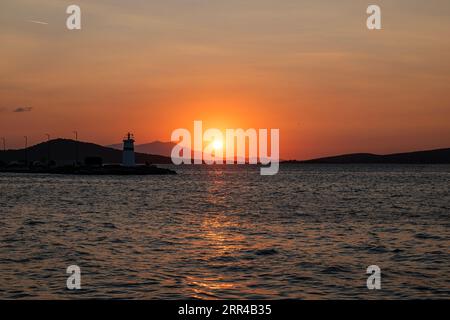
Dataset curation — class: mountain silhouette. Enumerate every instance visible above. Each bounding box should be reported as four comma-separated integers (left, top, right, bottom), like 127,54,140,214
0,139,172,164
108,141,250,162
284,148,450,164
108,140,176,157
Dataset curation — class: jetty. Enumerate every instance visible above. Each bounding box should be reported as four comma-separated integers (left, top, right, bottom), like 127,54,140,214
0,132,176,175
0,164,175,175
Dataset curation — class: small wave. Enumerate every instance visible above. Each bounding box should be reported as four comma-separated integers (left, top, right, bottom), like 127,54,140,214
24,220,45,226
254,249,279,256
208,255,239,262
321,266,348,274
368,245,389,253
415,233,441,240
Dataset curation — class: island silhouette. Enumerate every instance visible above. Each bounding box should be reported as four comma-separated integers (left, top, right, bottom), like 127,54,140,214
283,148,450,164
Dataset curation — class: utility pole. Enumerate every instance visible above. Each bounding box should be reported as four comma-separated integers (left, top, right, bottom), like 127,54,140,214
24,136,28,166
46,133,50,165
1,137,5,152
73,131,78,165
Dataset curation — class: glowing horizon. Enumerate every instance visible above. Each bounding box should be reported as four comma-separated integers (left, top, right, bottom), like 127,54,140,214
1,0,450,159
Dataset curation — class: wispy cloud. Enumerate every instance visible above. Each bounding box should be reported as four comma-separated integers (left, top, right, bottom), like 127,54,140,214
27,20,49,25
13,107,33,113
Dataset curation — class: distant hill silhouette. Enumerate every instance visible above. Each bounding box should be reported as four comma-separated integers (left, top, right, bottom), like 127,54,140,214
284,148,450,164
108,141,176,157
108,141,251,162
0,139,172,164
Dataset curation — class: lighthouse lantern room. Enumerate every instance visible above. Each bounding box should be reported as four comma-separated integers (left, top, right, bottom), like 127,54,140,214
123,132,135,167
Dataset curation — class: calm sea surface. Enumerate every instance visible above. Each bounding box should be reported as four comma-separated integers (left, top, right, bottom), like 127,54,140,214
0,165,449,299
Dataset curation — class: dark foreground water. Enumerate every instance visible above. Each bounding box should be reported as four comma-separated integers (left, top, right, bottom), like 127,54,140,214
0,164,449,299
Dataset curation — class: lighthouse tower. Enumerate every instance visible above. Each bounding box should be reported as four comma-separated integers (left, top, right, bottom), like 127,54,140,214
122,133,135,167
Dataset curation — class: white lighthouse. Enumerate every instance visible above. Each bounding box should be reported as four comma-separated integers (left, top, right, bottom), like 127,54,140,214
122,132,135,167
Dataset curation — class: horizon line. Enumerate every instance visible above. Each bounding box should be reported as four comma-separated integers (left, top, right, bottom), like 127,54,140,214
0,137,449,162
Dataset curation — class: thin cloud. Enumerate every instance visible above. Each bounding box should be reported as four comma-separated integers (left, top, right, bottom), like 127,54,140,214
13,107,33,113
27,20,49,25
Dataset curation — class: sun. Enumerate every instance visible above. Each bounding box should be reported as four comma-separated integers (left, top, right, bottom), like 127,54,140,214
212,139,223,150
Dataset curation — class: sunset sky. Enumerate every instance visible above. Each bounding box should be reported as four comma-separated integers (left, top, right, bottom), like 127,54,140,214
1,0,450,159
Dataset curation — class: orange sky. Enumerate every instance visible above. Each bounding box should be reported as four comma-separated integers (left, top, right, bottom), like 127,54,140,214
1,0,450,159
